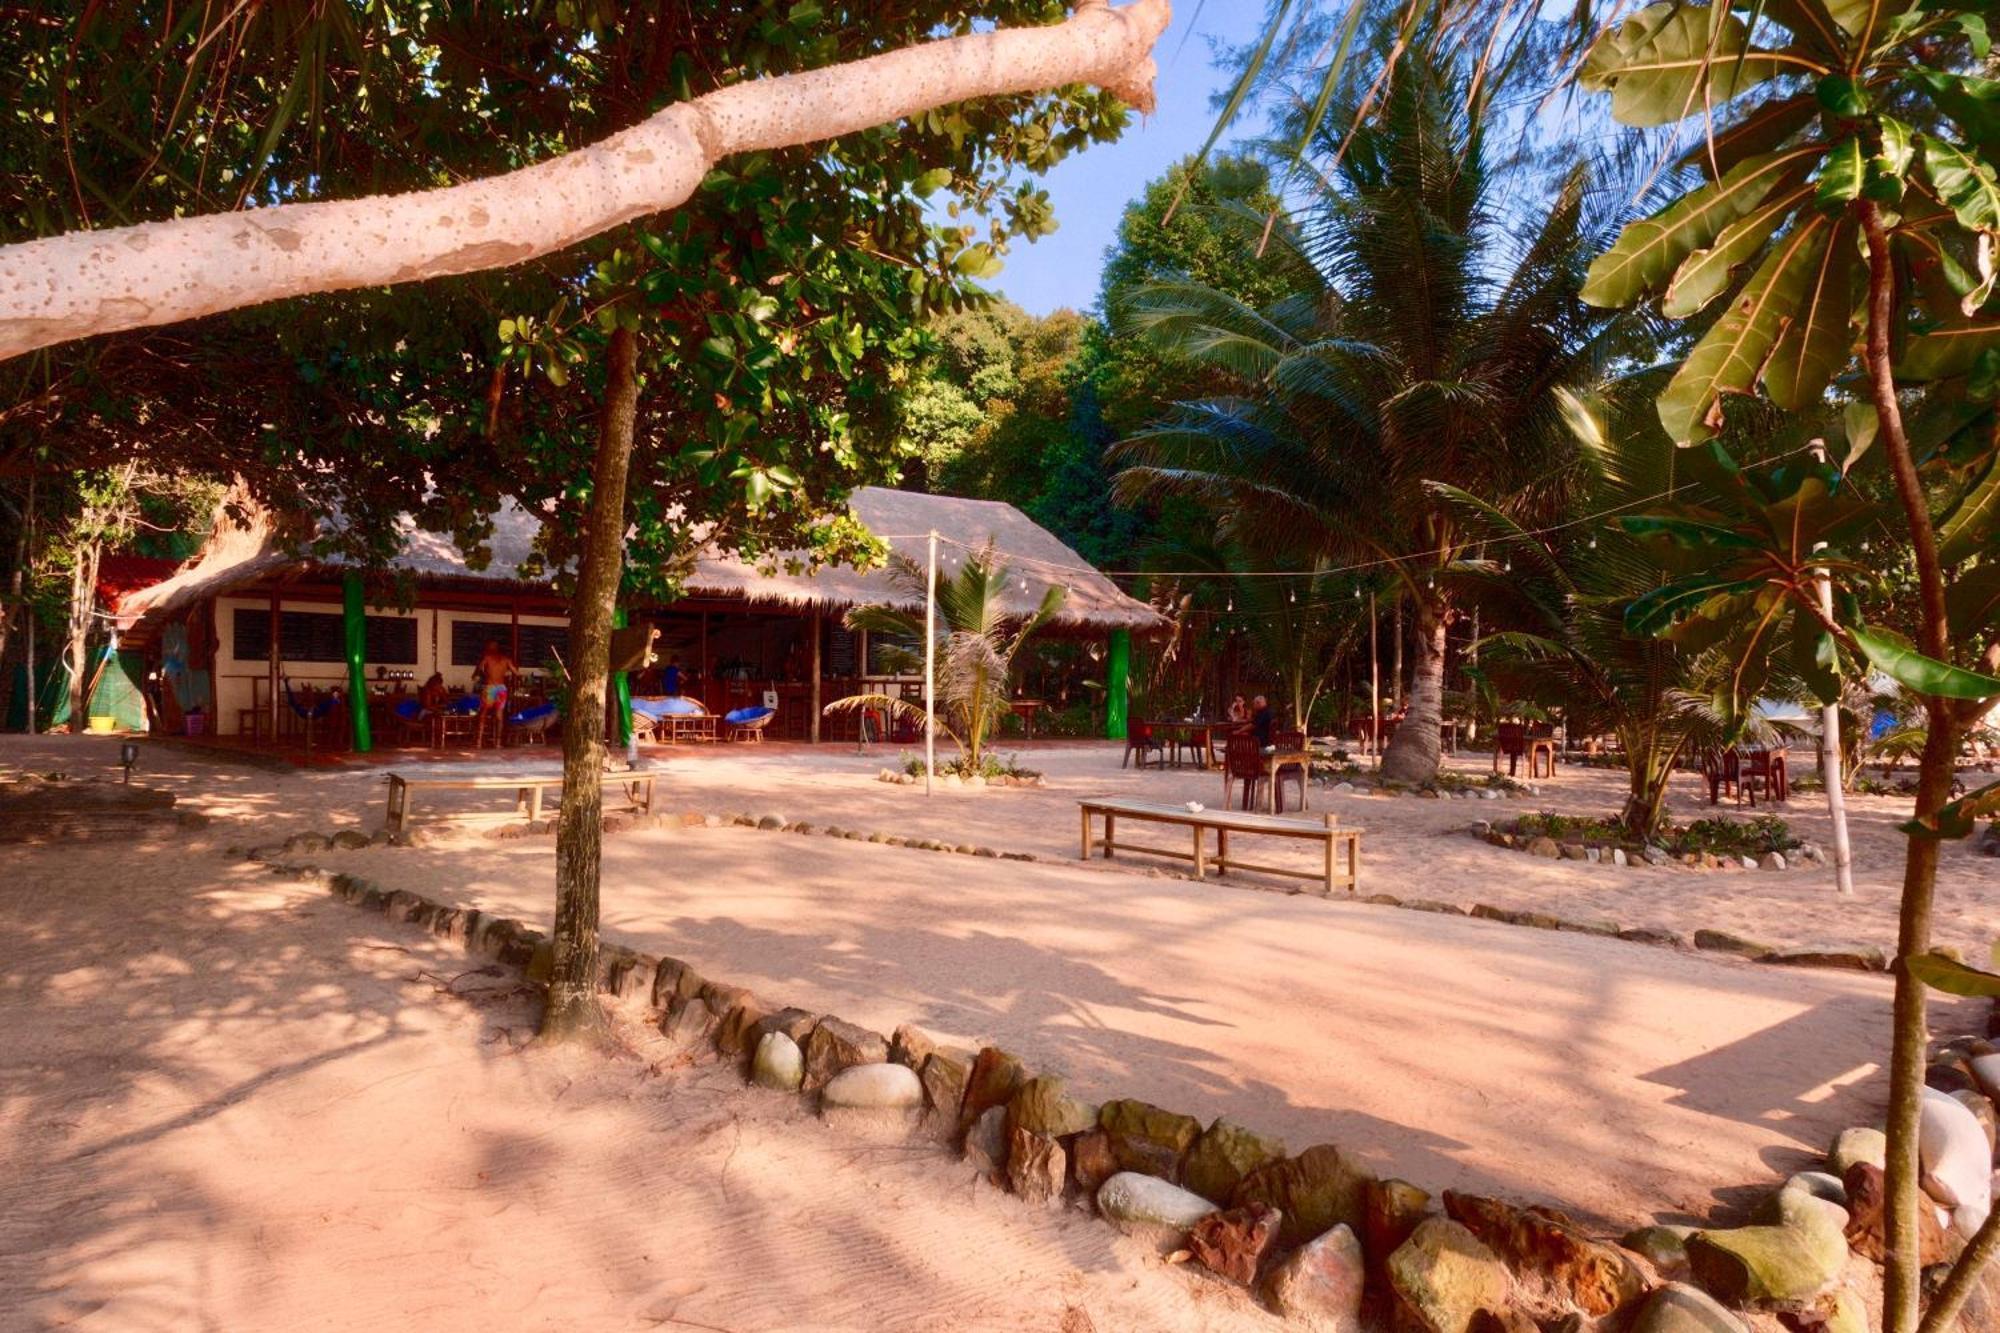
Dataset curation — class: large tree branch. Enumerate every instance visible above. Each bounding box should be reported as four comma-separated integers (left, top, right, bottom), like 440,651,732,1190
0,0,1169,363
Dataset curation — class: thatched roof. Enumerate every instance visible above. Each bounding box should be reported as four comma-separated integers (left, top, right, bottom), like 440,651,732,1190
117,486,1165,639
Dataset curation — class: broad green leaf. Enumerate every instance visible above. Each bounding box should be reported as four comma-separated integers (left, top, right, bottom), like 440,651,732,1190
1902,779,2000,839
1659,215,1833,444
1907,69,2000,154
1875,116,1915,180
1678,96,1822,177
1665,180,1814,316
1946,563,2000,637
1766,216,1859,410
1815,137,1865,210
1579,2,1791,128
1851,624,2000,699
1623,573,1768,635
912,167,953,197
1958,14,1992,60
1814,75,1868,119
1898,320,2000,380
1822,0,1915,41
1618,513,1765,548
1789,601,1842,704
1922,135,2000,233
1938,450,2000,566
1754,0,1847,56
1584,150,1815,307
1841,401,1878,468
1905,950,2000,996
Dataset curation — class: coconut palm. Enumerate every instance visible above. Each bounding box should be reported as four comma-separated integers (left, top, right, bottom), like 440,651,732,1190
826,541,1064,770
1111,49,1639,784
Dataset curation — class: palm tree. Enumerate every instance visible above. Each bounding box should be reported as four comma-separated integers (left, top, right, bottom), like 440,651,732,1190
1111,49,1636,784
826,541,1064,771
1437,383,1735,839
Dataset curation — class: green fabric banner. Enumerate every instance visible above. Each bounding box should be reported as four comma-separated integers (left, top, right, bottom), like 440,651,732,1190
1105,629,1130,741
611,606,633,747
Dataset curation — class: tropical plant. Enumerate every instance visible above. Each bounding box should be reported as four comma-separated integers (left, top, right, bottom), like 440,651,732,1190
1435,382,1750,838
1574,1,2000,1323
1114,49,1638,784
828,542,1065,769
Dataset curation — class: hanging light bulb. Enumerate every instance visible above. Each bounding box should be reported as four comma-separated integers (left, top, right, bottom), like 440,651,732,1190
1588,536,1598,549
1352,587,1361,599
1289,588,1296,604
1227,596,1234,612
1503,559,1513,573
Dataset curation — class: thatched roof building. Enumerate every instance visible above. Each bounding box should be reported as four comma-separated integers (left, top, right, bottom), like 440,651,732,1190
118,486,1164,641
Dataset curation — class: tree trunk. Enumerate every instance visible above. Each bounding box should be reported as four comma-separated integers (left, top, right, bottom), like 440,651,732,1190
1380,600,1444,783
64,540,101,733
1391,597,1405,712
1618,735,1678,841
541,325,639,1043
0,0,1169,362
1859,200,1966,1333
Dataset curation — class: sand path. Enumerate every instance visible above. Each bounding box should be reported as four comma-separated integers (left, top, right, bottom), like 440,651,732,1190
0,837,1275,1332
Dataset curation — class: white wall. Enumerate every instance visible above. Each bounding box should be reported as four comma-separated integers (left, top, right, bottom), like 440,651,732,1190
210,595,566,736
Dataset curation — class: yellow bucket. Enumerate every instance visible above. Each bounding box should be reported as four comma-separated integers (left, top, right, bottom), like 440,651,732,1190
87,715,117,734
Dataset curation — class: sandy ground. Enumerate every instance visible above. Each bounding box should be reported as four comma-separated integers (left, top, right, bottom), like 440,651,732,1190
2,733,1991,1326
0,833,1277,1332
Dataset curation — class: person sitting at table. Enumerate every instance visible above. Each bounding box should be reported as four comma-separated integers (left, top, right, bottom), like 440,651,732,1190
1227,694,1249,724
418,672,449,713
1251,694,1275,747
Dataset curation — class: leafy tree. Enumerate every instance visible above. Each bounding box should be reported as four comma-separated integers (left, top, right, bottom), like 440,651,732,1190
1114,50,1635,784
1575,1,2000,1324
2,2,1166,1043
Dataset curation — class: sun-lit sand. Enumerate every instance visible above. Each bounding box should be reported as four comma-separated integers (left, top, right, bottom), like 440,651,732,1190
2,734,1993,1328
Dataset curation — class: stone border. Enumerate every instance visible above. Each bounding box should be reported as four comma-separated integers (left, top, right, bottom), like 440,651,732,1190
259,854,1998,1333
1474,817,1822,876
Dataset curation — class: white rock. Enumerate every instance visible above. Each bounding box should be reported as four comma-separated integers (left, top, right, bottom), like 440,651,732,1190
1265,1223,1365,1332
1738,855,1758,870
1921,1086,1993,1237
1332,782,1356,795
1759,851,1787,871
1095,1171,1216,1236
1611,848,1628,867
1969,1052,2000,1100
821,1061,924,1110
752,1031,804,1092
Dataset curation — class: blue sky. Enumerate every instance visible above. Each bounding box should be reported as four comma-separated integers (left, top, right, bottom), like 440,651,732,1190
988,3,1274,318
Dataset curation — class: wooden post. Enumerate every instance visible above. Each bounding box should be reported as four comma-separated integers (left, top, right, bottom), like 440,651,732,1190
699,611,709,703
809,608,822,744
268,591,280,742
1369,591,1381,766
924,531,937,796
510,599,520,666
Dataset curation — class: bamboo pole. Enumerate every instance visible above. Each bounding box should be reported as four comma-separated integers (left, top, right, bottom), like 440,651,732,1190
924,530,937,797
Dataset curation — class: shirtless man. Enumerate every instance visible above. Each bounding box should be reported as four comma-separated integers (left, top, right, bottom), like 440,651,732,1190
474,639,515,748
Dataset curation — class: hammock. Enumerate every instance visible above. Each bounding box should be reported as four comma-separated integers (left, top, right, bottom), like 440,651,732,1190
283,679,339,722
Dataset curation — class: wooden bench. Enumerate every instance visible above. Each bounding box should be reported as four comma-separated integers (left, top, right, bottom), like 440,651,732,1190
384,768,656,833
1078,798,1360,895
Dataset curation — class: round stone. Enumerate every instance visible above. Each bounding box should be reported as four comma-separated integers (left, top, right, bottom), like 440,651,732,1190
752,1031,804,1092
820,1061,923,1111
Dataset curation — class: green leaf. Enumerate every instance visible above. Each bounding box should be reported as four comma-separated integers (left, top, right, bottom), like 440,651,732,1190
1815,137,1865,210
1905,950,2000,996
1584,149,1816,308
1755,0,1848,56
1895,320,2000,380
1579,2,1790,128
1922,135,2000,233
1946,563,2000,637
1957,14,1992,60
1658,214,1833,444
1907,69,2000,154
1851,624,2000,699
1623,573,1768,635
1766,216,1859,410
1678,96,1823,178
1841,401,1879,468
912,167,953,197
1618,513,1765,549
1665,181,1813,316
1822,0,1916,41
1901,779,2000,838
1815,75,1868,119
1789,601,1842,704
1938,450,2000,565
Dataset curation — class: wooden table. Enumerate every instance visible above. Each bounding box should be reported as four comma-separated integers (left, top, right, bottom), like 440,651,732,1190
1078,797,1360,895
1149,719,1216,769
384,768,657,833
1221,748,1311,813
1008,698,1045,738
